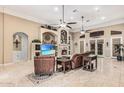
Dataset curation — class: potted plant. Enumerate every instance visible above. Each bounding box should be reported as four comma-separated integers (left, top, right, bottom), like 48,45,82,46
32,39,41,43
116,44,124,61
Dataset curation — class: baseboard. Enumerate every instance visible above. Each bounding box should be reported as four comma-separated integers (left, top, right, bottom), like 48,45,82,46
0,60,32,66
0,62,14,66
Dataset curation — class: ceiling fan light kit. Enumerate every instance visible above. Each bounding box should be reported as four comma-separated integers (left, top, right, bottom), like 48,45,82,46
81,31,85,34
60,23,66,28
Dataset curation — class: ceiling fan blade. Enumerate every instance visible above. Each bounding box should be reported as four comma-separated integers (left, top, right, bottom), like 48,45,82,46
50,24,59,26
67,22,77,24
56,26,61,29
66,25,72,29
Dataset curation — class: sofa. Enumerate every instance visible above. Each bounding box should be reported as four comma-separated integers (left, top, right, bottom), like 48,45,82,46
34,56,55,76
71,54,83,69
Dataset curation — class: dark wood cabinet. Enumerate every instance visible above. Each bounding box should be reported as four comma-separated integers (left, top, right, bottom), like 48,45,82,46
34,56,55,76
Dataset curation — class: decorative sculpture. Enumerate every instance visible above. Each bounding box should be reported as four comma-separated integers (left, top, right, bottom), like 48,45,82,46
13,35,21,48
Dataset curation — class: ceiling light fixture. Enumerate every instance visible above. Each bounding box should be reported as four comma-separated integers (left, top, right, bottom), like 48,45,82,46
80,26,85,34
80,16,85,35
101,16,106,20
70,16,74,20
81,31,85,34
60,23,66,27
50,5,77,29
54,7,59,12
94,7,100,12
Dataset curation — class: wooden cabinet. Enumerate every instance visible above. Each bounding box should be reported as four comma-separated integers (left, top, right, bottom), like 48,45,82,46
31,43,41,60
34,56,55,75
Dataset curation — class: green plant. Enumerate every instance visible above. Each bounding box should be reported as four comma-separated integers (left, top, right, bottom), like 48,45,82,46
32,39,41,43
115,44,124,56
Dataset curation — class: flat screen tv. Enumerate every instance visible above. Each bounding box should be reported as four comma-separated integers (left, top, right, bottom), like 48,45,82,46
41,44,55,55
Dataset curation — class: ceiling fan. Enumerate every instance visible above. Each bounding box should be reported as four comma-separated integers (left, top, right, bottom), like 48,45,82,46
51,5,77,29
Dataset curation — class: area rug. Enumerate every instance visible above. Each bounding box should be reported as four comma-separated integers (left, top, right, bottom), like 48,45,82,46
27,73,51,85
27,71,66,85
26,70,76,85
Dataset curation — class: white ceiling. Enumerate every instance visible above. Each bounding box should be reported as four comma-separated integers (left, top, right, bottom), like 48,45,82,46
1,5,124,31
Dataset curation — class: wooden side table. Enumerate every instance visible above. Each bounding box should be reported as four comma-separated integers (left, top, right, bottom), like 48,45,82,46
56,59,72,73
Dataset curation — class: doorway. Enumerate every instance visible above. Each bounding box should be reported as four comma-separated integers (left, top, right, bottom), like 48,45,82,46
97,39,104,56
90,40,96,54
13,32,28,62
89,38,104,57
111,37,122,58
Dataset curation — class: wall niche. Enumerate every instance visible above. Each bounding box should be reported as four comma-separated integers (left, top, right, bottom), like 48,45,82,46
42,32,57,44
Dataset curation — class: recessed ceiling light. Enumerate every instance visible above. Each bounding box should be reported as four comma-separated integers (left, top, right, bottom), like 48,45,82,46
94,7,100,12
101,16,106,20
54,7,59,12
70,17,74,20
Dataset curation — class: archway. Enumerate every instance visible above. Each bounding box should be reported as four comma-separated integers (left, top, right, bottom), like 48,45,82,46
13,32,28,62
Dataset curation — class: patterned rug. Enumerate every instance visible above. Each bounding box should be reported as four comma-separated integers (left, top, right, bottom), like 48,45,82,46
27,68,79,85
27,73,51,85
27,71,64,85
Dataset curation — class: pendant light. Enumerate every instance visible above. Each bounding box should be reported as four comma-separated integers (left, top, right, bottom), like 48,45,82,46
80,16,85,34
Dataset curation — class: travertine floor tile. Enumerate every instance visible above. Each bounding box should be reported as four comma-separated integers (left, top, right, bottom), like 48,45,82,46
0,58,124,87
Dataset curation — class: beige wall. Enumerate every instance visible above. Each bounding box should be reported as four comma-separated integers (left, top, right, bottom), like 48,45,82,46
0,12,41,64
73,24,124,58
1,12,124,64
0,13,3,64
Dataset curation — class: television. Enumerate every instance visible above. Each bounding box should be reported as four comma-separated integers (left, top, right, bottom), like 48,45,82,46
41,44,55,55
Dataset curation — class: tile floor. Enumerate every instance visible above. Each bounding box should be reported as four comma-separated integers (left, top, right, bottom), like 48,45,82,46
0,58,124,87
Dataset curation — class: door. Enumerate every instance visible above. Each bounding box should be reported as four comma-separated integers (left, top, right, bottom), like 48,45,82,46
111,37,122,58
97,39,104,56
80,40,84,53
90,39,104,56
90,40,96,54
